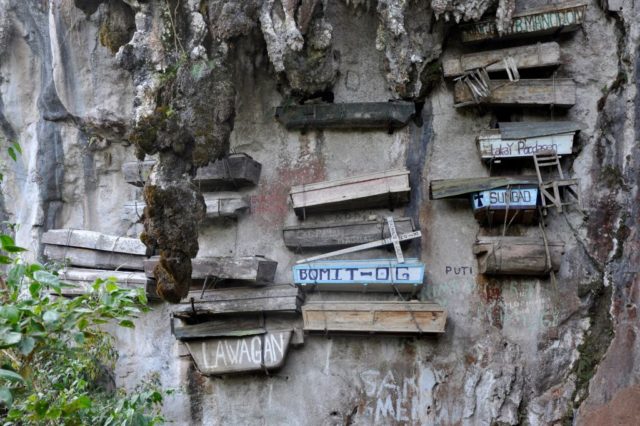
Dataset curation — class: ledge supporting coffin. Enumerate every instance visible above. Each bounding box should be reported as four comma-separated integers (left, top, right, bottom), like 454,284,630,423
275,102,415,131
289,169,410,217
454,79,576,108
473,236,565,275
302,301,446,334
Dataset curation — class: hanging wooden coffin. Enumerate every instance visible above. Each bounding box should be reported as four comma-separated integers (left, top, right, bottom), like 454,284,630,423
289,169,410,217
283,217,414,250
122,195,249,223
184,330,293,375
293,259,424,292
302,301,446,334
443,42,561,78
274,101,415,131
454,78,576,108
460,2,587,44
471,185,539,225
473,236,565,275
172,285,303,318
56,268,158,299
477,122,580,160
144,255,277,284
43,229,146,271
430,176,540,200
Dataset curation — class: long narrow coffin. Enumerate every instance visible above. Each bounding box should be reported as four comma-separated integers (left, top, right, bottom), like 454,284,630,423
454,78,576,108
477,122,580,160
57,268,158,299
471,185,539,225
293,259,424,292
283,217,414,250
43,229,146,271
144,256,277,284
184,330,293,375
289,169,410,217
460,2,587,43
302,301,446,334
275,102,415,131
473,236,565,275
430,176,539,200
443,42,561,78
172,314,266,340
122,154,261,188
122,195,249,223
172,285,303,318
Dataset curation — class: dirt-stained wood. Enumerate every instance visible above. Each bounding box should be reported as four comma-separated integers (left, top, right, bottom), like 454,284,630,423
302,301,446,334
430,176,539,199
42,229,146,255
454,79,576,107
122,195,249,223
473,236,564,275
144,256,278,283
44,245,145,271
56,268,158,299
443,42,561,77
172,314,266,340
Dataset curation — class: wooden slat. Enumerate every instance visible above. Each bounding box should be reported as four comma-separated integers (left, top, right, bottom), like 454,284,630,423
289,169,410,215
498,121,582,140
56,267,157,299
172,314,265,340
173,288,303,317
275,102,415,130
144,256,277,283
185,330,293,375
302,301,446,334
42,229,146,255
122,195,249,223
44,245,145,271
182,284,301,303
460,2,587,43
430,176,539,199
454,79,576,107
473,236,564,275
443,42,561,77
283,217,414,249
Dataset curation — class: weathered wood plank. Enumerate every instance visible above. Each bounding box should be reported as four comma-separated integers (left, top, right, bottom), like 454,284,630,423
473,236,564,275
56,268,158,299
42,229,146,255
283,217,414,249
302,301,446,334
498,121,582,140
460,2,587,43
293,259,424,293
275,102,415,130
122,195,249,223
472,185,540,225
44,245,145,271
185,330,293,375
430,176,539,199
443,42,561,77
454,78,576,107
144,256,277,283
289,169,410,216
172,314,265,340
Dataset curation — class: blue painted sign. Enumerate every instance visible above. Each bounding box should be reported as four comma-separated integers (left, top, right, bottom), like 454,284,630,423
471,185,538,210
293,259,424,289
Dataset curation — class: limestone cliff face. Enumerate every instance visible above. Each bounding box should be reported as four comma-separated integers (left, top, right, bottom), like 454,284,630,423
1,0,639,424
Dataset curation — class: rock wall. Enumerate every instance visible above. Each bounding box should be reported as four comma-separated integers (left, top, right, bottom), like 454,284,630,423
0,0,639,424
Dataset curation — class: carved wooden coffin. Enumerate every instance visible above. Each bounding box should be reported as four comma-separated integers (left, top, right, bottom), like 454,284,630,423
122,154,261,189
460,2,587,43
302,301,446,334
144,255,277,284
454,78,576,108
472,185,539,225
293,259,424,292
43,229,146,271
172,285,303,318
443,42,561,78
289,169,410,217
184,330,293,375
477,122,580,160
275,101,415,131
473,236,565,275
122,195,249,223
283,217,414,250
57,267,158,299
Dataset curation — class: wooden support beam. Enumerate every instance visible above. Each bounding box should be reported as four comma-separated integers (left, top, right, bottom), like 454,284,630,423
460,2,587,43
289,169,410,217
454,78,576,108
302,301,446,334
443,42,561,78
283,217,415,250
42,229,146,255
473,236,565,275
122,195,249,223
144,255,278,284
275,101,415,131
